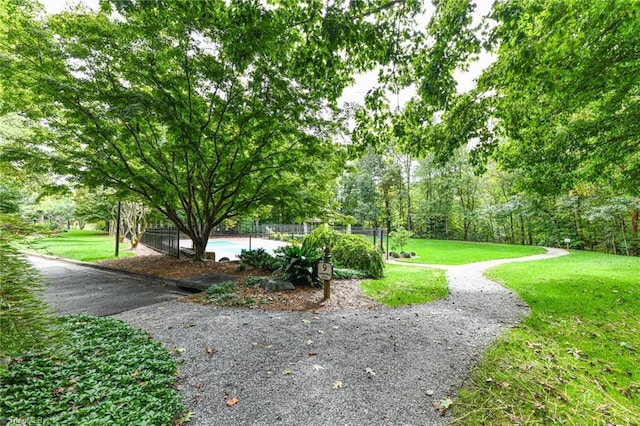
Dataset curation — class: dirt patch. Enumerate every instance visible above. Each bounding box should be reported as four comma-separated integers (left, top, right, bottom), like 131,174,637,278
97,246,381,312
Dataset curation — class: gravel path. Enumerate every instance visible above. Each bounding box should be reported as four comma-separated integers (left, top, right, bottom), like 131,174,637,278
115,248,568,425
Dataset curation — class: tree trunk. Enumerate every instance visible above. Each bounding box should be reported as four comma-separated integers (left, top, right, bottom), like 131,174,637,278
631,208,638,256
619,216,629,256
193,235,208,261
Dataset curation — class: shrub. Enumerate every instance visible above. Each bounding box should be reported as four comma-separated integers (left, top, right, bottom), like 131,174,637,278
389,227,413,253
243,275,263,287
0,214,61,366
301,224,385,279
333,268,368,280
332,234,385,279
302,223,341,252
204,281,240,305
276,244,322,287
238,248,278,272
389,251,400,258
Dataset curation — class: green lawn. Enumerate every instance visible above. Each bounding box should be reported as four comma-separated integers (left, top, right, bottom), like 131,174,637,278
452,251,640,424
361,264,447,306
20,229,133,262
392,238,546,265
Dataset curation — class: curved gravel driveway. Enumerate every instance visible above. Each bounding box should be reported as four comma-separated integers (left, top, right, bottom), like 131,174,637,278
115,248,568,425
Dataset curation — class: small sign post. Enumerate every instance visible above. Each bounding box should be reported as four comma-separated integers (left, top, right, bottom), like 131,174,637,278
564,238,571,250
318,247,333,300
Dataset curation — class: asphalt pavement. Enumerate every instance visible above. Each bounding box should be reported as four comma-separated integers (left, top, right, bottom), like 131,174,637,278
28,255,192,317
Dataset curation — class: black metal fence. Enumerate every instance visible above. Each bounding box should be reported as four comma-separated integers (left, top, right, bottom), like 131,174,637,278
141,224,388,259
140,227,182,258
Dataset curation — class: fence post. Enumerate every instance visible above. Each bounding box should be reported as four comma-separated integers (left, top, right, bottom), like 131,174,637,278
177,228,181,259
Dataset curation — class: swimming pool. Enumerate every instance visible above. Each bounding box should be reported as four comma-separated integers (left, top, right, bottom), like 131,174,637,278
200,238,287,261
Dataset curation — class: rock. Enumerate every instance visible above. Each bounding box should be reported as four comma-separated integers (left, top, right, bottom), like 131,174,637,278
260,278,295,292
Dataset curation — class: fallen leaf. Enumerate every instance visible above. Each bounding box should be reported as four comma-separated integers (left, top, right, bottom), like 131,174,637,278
131,370,140,377
317,330,324,334
302,318,310,324
332,380,343,389
365,368,376,377
507,413,524,424
305,339,314,346
620,342,637,352
312,364,325,371
226,397,239,407
426,390,434,396
283,369,292,375
206,347,217,358
432,398,453,416
308,350,318,356
184,323,197,328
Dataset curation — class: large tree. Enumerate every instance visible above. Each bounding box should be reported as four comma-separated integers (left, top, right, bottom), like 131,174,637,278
478,0,638,192
0,0,427,259
480,0,640,252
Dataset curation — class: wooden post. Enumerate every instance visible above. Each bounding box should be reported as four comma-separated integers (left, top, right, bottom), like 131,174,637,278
322,246,332,300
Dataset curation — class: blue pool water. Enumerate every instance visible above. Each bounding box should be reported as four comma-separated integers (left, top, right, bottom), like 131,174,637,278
204,238,284,259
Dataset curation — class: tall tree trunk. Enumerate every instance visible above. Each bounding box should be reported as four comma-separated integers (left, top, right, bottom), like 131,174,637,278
509,213,515,244
631,208,638,256
192,234,208,261
620,216,629,256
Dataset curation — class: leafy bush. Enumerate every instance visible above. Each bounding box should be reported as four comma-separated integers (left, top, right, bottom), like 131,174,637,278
332,234,385,279
238,248,278,271
333,268,368,280
243,275,263,287
0,315,186,424
389,227,413,253
1,214,61,366
301,224,385,279
276,244,322,287
302,223,341,252
204,281,241,305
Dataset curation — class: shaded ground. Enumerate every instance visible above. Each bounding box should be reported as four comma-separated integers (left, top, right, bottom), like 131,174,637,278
30,255,191,316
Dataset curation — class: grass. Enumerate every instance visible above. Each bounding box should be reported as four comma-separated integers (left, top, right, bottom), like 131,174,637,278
1,315,188,425
361,264,447,306
451,251,640,424
391,238,546,265
20,229,133,262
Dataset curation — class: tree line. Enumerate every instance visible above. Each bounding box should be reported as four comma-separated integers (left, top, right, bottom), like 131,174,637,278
338,148,639,255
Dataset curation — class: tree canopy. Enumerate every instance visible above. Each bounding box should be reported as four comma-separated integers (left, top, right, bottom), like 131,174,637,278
477,0,640,194
0,0,428,258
